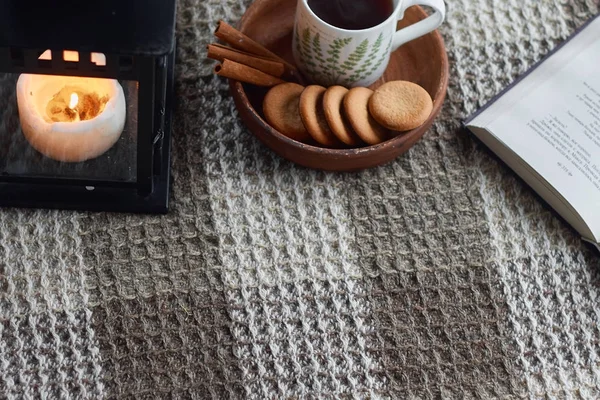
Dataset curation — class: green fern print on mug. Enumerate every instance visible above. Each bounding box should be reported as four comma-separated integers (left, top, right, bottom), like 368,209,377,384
294,28,392,87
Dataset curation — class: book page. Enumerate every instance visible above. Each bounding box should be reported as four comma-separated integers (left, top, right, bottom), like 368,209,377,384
476,17,600,240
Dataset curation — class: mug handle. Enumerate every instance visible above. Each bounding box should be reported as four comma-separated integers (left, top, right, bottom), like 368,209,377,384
392,0,446,51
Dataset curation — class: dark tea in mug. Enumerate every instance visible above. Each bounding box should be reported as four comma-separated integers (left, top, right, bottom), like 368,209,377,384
307,0,395,30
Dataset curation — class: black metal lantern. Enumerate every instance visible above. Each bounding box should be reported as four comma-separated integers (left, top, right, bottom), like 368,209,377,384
0,0,177,213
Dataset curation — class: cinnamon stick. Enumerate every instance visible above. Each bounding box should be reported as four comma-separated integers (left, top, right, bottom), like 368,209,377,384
215,20,285,63
214,20,302,81
207,44,286,78
214,59,285,87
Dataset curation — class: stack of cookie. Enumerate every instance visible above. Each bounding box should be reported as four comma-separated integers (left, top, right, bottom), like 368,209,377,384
263,81,433,148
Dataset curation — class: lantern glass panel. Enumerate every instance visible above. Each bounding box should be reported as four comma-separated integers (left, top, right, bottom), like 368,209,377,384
0,73,138,182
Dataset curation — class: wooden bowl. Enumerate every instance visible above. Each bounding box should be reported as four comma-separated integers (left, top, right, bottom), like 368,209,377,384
229,0,449,171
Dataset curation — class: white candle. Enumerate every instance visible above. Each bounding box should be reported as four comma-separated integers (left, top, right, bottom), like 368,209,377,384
16,74,126,163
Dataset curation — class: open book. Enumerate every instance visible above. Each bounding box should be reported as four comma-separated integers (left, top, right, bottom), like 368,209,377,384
465,13,600,248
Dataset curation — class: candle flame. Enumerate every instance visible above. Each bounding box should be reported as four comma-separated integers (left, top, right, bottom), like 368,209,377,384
69,93,79,109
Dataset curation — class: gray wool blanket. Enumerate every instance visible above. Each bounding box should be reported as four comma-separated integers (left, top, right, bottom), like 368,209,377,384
1,0,600,398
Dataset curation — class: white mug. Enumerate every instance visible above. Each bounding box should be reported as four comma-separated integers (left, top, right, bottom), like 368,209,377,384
292,0,446,88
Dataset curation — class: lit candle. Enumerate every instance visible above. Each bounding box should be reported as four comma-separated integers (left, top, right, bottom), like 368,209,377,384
16,74,126,163
69,93,80,122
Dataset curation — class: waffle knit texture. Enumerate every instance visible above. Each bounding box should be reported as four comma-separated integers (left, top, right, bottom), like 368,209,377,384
1,0,600,398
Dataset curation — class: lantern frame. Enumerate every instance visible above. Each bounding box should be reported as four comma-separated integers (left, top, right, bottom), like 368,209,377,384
0,0,177,214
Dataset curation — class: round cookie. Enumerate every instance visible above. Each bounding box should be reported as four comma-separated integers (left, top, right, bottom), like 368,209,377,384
323,86,363,146
343,87,389,145
263,83,311,143
368,81,433,131
299,85,342,147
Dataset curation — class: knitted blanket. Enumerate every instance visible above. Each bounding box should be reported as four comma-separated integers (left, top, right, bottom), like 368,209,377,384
1,0,599,398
